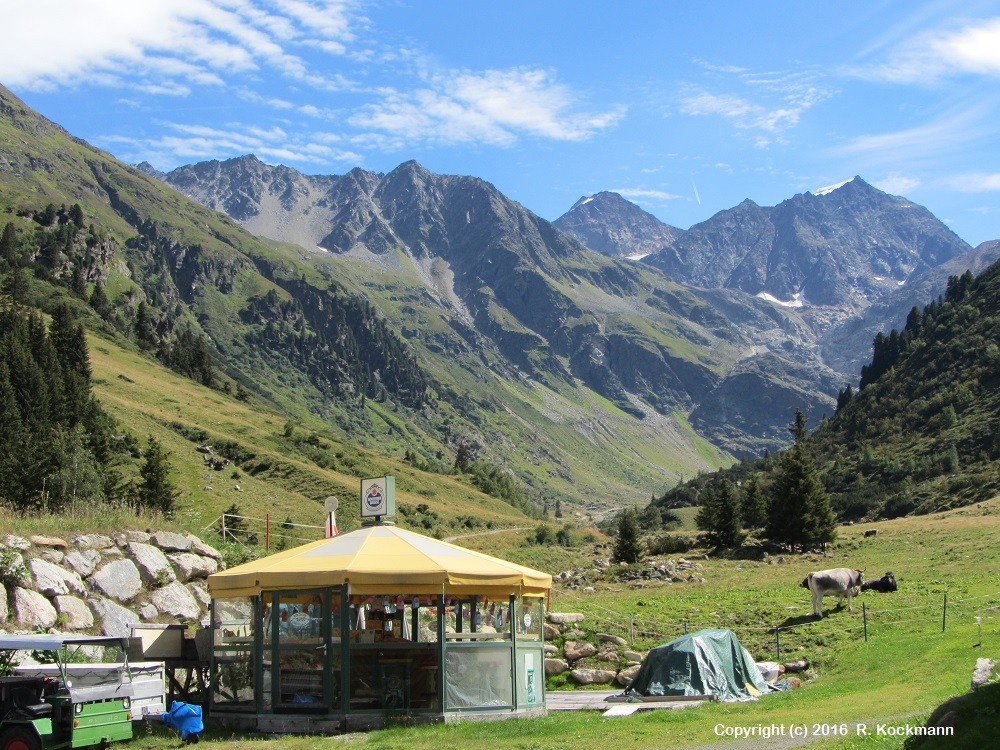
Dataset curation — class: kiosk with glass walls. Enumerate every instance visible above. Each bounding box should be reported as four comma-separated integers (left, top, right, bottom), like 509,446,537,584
206,523,550,731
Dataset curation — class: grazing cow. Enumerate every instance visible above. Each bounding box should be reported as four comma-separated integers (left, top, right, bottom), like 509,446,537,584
861,571,897,593
864,529,878,538
800,568,863,618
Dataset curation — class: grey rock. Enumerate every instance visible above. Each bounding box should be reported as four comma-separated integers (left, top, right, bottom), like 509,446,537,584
54,595,94,630
569,668,616,685
91,559,142,602
3,535,30,551
63,549,101,577
40,550,65,565
74,534,114,550
597,632,628,647
186,534,222,560
167,553,218,582
543,623,560,641
616,664,642,687
139,603,159,621
88,596,140,638
972,658,995,690
544,658,569,677
543,644,558,655
548,612,585,625
188,583,212,609
127,542,176,586
563,641,598,662
150,581,201,621
151,531,192,552
13,587,57,628
623,650,644,662
29,558,86,596
0,583,6,622
117,531,151,546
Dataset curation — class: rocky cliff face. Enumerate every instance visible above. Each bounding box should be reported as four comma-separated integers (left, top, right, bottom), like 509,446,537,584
0,530,223,637
552,191,684,258
643,177,972,312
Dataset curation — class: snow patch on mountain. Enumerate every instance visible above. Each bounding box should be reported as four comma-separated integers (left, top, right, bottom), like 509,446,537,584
811,178,854,196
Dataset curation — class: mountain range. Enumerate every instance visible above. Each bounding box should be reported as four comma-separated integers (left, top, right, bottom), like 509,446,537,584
146,153,999,457
3,80,998,519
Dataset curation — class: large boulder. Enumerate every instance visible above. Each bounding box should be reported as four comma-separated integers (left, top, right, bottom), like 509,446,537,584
54,595,95,630
63,549,101,577
569,668,616,685
13,587,57,628
186,534,222,560
544,658,569,677
73,534,114,550
168,553,218,582
150,581,201,621
127,542,176,586
597,633,627,647
88,597,140,638
29,558,86,596
563,641,598,662
616,664,642,686
548,613,585,625
29,535,68,549
91,559,142,602
151,531,192,553
0,583,7,622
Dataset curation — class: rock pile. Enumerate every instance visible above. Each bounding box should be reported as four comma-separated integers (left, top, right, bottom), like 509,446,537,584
0,531,224,638
553,558,706,591
543,611,645,688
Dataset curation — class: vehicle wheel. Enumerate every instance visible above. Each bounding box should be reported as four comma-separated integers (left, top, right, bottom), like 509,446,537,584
0,726,42,750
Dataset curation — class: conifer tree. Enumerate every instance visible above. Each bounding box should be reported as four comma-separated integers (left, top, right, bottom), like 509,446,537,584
138,437,178,517
612,508,643,564
696,478,744,548
740,473,767,531
766,410,836,550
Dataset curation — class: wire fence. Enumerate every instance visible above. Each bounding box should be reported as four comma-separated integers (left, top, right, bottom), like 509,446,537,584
550,583,1000,661
202,513,327,552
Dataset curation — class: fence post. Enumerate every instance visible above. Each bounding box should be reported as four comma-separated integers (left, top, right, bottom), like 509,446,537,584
942,592,948,633
221,514,227,542
863,602,868,642
629,614,634,647
774,627,781,661
266,514,271,553
683,620,688,635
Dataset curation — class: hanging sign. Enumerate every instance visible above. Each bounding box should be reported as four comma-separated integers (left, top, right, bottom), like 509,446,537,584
360,475,396,518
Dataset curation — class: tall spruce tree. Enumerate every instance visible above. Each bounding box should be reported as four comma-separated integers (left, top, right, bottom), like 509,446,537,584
612,508,643,564
740,473,767,532
138,437,178,517
766,410,836,550
696,478,744,548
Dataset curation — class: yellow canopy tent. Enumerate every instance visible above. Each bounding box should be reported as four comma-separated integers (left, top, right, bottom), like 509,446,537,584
207,524,552,599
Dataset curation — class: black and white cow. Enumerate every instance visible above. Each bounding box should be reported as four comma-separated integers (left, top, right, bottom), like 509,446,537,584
861,571,897,593
800,568,863,618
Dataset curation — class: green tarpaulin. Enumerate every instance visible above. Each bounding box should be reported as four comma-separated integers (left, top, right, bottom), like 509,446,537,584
624,628,769,702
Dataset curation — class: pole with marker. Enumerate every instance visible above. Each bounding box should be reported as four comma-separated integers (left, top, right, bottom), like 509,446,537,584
325,496,339,538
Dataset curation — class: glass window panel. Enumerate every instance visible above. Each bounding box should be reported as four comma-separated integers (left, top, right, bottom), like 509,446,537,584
445,645,513,709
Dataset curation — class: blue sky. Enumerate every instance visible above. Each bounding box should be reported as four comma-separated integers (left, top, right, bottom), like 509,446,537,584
3,1,1000,245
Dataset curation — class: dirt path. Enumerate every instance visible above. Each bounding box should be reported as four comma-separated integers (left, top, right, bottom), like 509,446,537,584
442,527,529,543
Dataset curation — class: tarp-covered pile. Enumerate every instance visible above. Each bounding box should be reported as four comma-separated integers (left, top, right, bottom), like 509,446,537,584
623,628,769,702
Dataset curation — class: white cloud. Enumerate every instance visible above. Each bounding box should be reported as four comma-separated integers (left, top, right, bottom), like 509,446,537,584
862,17,1000,82
833,106,992,164
351,68,624,145
950,173,1000,191
0,0,358,90
873,173,921,195
679,69,833,140
101,119,361,169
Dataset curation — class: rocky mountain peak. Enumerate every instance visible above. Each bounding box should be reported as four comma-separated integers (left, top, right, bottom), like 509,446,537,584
553,191,684,258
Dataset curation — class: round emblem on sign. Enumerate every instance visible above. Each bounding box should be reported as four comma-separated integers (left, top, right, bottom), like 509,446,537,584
365,483,385,509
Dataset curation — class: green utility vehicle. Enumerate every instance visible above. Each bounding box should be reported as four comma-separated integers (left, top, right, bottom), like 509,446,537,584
0,635,134,750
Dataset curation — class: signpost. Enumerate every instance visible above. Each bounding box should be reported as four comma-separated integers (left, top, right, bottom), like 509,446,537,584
360,476,395,521
324,496,339,538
